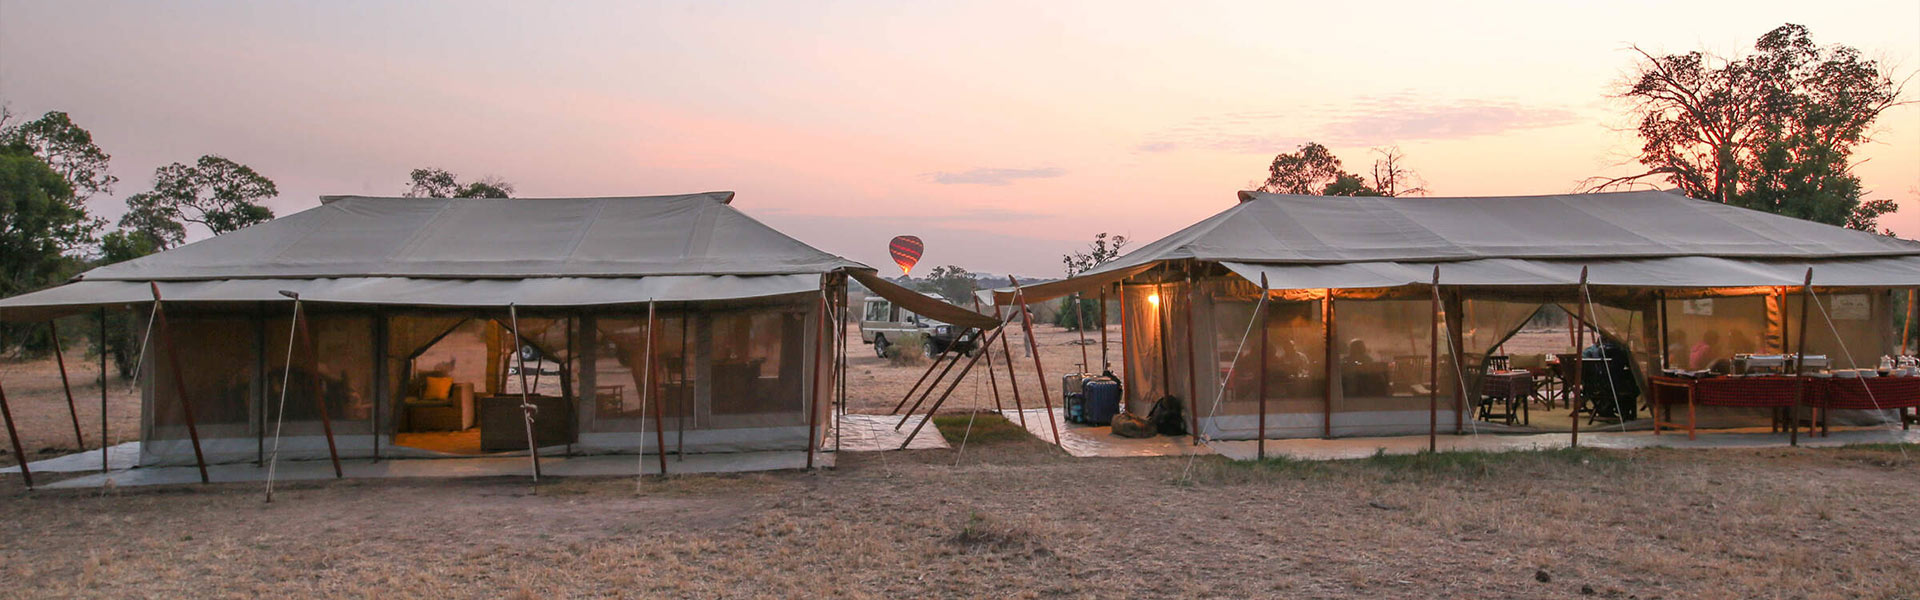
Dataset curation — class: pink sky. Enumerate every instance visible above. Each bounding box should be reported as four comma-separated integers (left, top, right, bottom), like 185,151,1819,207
3,1,1916,278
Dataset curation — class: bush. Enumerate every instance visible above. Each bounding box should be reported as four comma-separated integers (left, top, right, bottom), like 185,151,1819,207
1053,297,1105,331
886,332,928,366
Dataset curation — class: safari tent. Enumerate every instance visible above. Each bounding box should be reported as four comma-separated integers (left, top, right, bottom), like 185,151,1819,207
999,190,1920,445
0,192,992,480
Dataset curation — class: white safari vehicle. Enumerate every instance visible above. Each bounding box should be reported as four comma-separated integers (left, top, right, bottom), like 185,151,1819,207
859,296,978,358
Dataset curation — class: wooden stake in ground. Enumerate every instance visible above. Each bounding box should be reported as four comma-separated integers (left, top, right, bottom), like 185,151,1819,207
150,282,210,484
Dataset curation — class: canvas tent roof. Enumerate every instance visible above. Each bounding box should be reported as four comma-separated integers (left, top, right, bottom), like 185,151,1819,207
1004,190,1920,303
0,192,1001,328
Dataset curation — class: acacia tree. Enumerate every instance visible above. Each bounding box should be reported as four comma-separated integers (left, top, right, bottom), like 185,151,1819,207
405,167,514,198
921,265,979,304
0,109,117,205
119,155,277,249
1591,24,1905,231
1257,143,1425,197
1056,232,1132,331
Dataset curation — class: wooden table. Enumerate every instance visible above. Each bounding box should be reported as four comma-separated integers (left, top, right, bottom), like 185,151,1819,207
1479,371,1535,426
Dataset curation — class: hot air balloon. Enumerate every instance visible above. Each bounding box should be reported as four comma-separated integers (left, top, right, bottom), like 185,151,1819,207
888,235,923,275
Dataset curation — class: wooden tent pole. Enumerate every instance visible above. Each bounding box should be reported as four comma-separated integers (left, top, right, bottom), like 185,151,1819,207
0,371,30,489
48,320,85,450
807,290,830,469
994,301,1027,427
1098,288,1113,373
1572,268,1588,448
1257,274,1270,460
99,307,109,474
1429,267,1441,453
1323,293,1335,438
900,324,1010,450
1657,291,1670,371
508,304,542,482
1903,288,1914,357
290,297,343,478
971,297,1005,413
646,301,667,475
1184,271,1200,444
893,336,976,430
1010,276,1063,448
889,327,961,415
150,283,210,484
1791,268,1814,446
1074,292,1090,372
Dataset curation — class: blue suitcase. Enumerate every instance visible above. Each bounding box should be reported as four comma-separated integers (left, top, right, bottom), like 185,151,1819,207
1082,378,1123,425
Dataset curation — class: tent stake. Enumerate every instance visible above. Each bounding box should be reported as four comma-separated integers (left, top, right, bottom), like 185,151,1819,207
1429,267,1441,453
971,297,1006,413
0,370,30,490
1010,277,1063,448
900,324,1010,450
150,283,210,484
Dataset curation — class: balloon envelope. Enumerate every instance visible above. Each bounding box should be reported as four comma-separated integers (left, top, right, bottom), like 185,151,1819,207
888,235,923,275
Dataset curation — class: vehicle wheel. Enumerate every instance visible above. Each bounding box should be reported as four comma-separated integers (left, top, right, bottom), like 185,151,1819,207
924,339,939,359
518,344,540,362
873,335,889,358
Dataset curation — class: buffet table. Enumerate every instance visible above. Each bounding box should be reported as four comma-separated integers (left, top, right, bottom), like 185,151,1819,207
1649,375,1920,438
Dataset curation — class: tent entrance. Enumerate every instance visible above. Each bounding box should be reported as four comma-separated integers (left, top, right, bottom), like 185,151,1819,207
390,317,572,456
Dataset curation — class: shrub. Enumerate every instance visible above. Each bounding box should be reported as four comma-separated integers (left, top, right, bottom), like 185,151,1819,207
886,332,928,366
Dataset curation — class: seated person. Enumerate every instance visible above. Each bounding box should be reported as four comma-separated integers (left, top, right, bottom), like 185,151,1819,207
1582,339,1640,420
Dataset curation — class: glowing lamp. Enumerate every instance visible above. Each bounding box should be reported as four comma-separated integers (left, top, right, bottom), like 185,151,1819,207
1147,293,1161,308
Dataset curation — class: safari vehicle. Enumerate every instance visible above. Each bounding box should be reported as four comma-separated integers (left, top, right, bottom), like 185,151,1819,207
860,296,979,358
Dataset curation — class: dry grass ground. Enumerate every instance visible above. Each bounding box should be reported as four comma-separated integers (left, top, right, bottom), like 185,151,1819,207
0,351,140,468
1,418,1917,599
844,323,1115,416
5,326,1919,598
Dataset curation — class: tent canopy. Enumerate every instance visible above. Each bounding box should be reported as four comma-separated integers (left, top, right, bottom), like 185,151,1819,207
1005,190,1920,302
0,192,984,324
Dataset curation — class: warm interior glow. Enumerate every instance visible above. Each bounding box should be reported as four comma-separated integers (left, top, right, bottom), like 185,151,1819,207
1147,293,1161,308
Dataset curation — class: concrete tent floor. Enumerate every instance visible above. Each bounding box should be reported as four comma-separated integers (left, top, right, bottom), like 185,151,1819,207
38,450,831,490
1001,407,1214,458
1207,426,1920,461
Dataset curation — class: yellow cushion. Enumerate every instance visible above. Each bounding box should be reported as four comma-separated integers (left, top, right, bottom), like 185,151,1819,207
422,376,454,402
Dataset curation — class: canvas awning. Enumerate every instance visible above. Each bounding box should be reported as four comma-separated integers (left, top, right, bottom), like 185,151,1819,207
1219,256,1920,291
850,271,1002,330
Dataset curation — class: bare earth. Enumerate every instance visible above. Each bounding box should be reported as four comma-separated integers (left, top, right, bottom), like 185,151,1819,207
1,326,1917,598
843,323,1121,416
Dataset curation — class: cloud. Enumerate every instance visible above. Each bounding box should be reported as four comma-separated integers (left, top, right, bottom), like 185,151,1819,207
926,167,1067,186
1140,95,1583,153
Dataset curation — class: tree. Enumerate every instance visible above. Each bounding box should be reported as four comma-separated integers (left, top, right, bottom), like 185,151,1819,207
1061,232,1130,277
1591,23,1905,231
0,109,117,204
1256,143,1426,197
118,155,277,248
921,265,979,304
90,229,160,378
0,145,95,355
405,168,514,198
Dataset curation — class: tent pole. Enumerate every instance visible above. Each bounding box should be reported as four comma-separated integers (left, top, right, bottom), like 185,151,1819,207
900,324,1010,450
645,301,667,475
99,307,109,474
1429,267,1441,453
1158,283,1171,400
1074,292,1090,372
835,282,848,453
893,337,974,430
1791,268,1814,447
0,369,30,490
290,298,343,478
677,313,688,460
1657,291,1670,371
560,315,575,457
995,302,1027,428
1119,283,1133,411
1257,274,1270,460
808,290,828,470
1184,270,1200,444
1323,293,1335,439
1010,276,1062,449
1572,268,1588,448
971,297,1005,413
508,304,542,484
889,331,959,415
1105,286,1121,371
150,283,210,484
48,320,85,450
1896,288,1912,357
